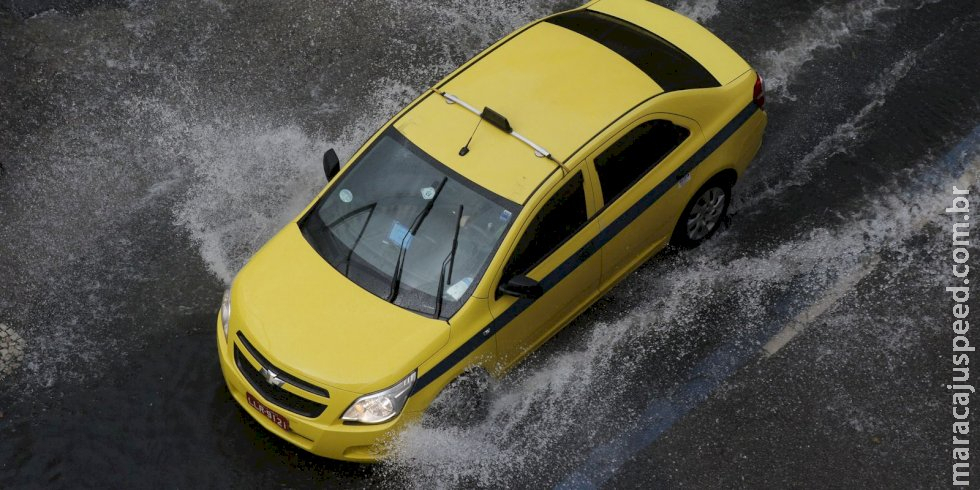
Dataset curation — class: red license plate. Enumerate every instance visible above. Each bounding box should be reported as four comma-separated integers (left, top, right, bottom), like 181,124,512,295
246,393,291,432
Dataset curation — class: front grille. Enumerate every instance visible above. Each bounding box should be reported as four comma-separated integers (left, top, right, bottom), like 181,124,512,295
234,337,327,419
236,332,330,398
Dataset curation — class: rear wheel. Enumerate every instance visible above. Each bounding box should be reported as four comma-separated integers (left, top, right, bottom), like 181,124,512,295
672,180,731,248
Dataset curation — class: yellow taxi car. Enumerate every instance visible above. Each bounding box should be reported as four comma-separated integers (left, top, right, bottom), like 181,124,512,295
217,0,767,462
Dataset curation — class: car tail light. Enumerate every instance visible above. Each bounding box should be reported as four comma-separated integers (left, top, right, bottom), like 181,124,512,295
753,74,766,110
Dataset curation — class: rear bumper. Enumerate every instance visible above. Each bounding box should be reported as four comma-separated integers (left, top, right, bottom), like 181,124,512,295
216,316,414,462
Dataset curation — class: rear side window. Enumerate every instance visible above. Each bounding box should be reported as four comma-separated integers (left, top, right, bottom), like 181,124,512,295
503,172,588,280
593,120,690,203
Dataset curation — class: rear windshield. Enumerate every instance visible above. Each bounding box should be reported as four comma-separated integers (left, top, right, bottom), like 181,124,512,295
300,129,519,319
547,10,719,91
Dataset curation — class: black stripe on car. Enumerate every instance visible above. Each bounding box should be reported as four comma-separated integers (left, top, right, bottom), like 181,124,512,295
546,10,719,92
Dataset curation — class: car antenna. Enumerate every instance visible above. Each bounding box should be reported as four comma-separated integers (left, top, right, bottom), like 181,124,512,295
459,116,483,157
460,107,512,156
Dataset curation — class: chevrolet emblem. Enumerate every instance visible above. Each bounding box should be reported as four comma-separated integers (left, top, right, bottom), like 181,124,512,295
261,368,285,388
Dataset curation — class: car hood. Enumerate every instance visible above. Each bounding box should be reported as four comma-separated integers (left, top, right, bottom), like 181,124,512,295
232,224,449,394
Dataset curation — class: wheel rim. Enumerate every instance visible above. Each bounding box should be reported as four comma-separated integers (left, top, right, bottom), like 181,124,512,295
686,187,726,241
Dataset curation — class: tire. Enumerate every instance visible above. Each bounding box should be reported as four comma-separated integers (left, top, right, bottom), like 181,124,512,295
424,368,491,428
671,179,732,248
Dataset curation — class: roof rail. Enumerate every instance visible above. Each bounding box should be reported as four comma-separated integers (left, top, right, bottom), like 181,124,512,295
437,91,564,170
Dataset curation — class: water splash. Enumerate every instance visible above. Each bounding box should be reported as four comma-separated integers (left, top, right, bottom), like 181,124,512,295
0,0,571,394
760,0,905,100
740,48,923,209
174,0,569,285
380,134,979,487
0,0,972,485
0,324,26,381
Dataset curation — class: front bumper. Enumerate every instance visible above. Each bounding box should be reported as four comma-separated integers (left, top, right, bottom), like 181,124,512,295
216,316,416,462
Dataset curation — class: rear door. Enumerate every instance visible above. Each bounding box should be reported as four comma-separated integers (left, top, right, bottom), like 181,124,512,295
586,113,704,287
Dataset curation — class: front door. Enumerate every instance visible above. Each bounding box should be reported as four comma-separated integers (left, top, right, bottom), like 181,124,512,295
488,170,602,369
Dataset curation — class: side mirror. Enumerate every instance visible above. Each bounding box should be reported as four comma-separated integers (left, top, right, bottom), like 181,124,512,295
498,275,544,300
323,149,341,182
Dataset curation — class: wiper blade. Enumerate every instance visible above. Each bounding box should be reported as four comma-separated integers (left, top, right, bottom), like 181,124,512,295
335,203,377,277
434,204,464,319
387,177,448,303
302,202,376,275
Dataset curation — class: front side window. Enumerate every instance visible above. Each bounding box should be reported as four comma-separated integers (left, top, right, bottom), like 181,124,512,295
300,129,519,319
593,119,690,203
503,172,588,281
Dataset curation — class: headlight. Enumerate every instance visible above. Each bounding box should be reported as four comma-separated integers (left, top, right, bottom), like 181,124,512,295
342,371,417,424
220,289,232,339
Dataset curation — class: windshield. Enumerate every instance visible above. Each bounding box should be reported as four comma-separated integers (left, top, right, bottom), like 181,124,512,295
300,129,519,319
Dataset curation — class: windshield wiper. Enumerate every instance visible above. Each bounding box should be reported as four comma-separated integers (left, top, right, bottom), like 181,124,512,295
387,177,448,303
323,202,378,277
434,204,464,319
341,204,377,277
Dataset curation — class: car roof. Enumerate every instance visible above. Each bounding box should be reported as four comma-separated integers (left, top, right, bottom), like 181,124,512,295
396,19,663,204
395,1,741,205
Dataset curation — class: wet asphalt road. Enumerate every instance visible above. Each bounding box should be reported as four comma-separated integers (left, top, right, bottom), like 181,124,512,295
1,0,978,488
